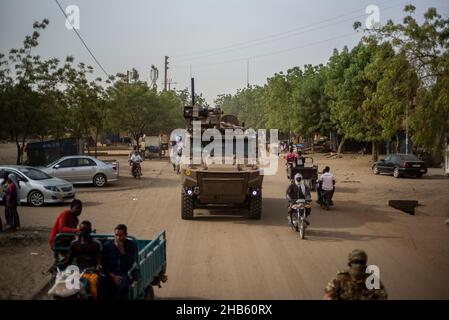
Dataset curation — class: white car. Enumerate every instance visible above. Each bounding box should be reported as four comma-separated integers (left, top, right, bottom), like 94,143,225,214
41,156,119,187
0,166,76,207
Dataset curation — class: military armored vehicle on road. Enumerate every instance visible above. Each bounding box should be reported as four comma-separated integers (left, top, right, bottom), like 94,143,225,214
180,81,264,220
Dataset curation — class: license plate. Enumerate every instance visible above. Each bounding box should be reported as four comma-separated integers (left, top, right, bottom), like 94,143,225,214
412,165,420,168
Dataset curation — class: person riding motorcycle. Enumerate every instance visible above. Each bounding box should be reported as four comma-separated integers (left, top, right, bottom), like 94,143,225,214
286,173,312,225
317,166,335,206
284,147,298,166
129,151,142,177
128,146,138,173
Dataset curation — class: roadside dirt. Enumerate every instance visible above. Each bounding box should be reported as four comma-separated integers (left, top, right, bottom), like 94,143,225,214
0,227,52,299
0,153,448,299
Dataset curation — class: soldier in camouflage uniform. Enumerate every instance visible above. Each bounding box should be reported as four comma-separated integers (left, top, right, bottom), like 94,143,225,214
323,249,388,300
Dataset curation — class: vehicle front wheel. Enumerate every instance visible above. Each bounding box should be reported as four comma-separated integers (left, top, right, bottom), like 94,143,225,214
393,168,401,178
248,194,262,220
181,190,194,220
373,165,380,175
299,221,305,239
93,174,107,187
28,190,44,207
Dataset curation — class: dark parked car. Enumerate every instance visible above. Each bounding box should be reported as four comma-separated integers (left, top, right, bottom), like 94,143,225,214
372,154,427,178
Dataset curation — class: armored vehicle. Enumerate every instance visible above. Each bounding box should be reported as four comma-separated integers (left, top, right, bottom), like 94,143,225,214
180,81,264,220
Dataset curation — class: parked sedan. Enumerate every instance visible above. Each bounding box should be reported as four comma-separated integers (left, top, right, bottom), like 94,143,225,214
372,154,428,178
0,166,76,207
41,156,119,187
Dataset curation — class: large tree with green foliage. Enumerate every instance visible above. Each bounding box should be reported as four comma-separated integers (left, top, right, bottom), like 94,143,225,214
359,5,449,163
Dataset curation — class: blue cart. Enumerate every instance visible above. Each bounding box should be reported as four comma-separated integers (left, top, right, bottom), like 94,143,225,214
52,230,167,300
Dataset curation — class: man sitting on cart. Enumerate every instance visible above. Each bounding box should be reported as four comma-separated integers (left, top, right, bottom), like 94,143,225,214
102,224,138,300
63,222,103,299
286,173,312,225
296,150,306,167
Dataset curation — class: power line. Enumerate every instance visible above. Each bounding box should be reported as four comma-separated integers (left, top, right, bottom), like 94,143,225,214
171,0,436,70
174,32,357,70
173,0,445,64
172,0,399,62
54,0,110,78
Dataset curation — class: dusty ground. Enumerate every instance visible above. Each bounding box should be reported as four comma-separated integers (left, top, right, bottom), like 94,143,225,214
0,151,448,300
0,227,52,299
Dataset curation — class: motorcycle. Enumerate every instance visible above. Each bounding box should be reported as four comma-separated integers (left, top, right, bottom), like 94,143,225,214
321,190,332,210
289,199,312,239
132,162,142,179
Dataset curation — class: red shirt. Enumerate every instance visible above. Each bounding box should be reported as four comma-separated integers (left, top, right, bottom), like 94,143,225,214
284,153,298,162
49,209,79,249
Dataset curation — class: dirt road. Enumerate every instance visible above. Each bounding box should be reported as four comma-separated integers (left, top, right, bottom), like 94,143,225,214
1,154,449,299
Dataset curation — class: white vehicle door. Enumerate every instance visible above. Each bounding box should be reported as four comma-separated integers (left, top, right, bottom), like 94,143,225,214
15,172,32,203
52,158,78,182
76,158,97,182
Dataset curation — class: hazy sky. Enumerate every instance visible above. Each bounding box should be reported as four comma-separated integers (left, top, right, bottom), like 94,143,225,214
1,0,448,104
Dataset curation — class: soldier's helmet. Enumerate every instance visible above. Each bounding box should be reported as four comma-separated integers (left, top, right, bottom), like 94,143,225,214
348,249,368,266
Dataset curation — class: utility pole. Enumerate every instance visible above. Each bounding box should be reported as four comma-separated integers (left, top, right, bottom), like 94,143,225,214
405,106,409,155
164,56,169,91
168,78,177,91
246,58,250,88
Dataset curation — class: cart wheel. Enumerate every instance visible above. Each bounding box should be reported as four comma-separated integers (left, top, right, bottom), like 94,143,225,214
145,286,155,300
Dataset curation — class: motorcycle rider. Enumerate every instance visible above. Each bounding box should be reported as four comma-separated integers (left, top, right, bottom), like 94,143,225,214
318,166,335,206
128,146,138,173
286,173,312,225
284,147,298,165
129,150,142,177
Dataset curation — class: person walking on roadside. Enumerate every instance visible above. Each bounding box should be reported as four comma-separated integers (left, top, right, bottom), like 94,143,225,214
0,171,10,232
4,174,21,232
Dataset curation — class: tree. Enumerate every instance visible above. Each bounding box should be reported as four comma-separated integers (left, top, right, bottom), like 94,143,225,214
0,19,71,164
215,86,267,129
291,64,331,152
325,46,365,155
359,5,449,163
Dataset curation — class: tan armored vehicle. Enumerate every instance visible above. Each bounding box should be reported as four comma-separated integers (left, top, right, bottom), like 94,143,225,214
180,103,264,220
